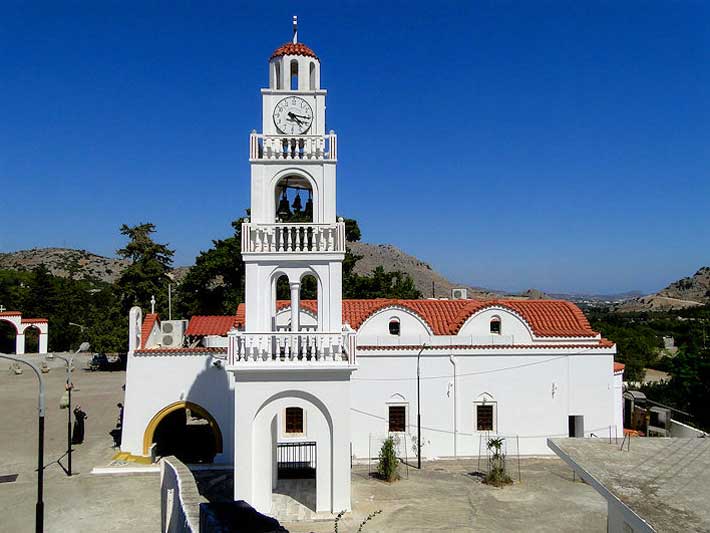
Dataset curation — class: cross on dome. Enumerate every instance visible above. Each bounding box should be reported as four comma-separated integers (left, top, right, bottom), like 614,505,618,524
293,15,298,44
270,16,318,61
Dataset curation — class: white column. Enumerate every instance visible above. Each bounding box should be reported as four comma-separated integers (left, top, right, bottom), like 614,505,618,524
290,281,301,332
39,333,48,354
16,333,25,355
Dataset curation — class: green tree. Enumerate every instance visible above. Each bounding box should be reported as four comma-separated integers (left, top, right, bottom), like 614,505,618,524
177,218,246,316
116,223,174,314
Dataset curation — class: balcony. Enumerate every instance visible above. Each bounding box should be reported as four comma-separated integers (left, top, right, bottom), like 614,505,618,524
250,132,337,161
241,221,345,254
227,331,353,366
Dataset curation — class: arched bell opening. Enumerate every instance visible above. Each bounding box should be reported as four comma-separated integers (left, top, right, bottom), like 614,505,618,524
144,401,222,464
0,320,17,354
275,175,314,223
299,274,319,333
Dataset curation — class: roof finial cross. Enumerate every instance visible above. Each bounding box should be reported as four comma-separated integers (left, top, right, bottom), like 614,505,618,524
292,15,298,44
150,295,156,314
0,305,6,313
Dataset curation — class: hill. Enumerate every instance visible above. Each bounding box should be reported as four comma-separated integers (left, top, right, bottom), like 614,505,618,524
0,244,492,298
0,248,129,283
348,242,497,299
617,267,710,312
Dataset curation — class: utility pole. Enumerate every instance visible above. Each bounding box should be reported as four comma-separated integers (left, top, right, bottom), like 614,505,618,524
48,354,73,476
416,344,427,469
0,354,45,532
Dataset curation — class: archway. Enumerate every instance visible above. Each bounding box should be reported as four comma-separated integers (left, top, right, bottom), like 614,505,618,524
22,325,40,353
252,391,333,513
143,401,222,463
0,320,17,354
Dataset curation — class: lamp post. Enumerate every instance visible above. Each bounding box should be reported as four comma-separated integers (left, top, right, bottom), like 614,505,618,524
416,344,427,470
0,354,45,533
47,354,73,476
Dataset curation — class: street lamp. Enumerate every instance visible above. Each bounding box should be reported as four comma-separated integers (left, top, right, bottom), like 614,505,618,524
47,353,73,476
416,343,427,470
0,354,45,533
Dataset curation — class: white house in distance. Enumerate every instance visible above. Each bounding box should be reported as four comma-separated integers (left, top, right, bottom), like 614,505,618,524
120,19,621,516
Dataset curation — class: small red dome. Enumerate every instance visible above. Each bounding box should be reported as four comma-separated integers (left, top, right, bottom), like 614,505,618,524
270,42,319,61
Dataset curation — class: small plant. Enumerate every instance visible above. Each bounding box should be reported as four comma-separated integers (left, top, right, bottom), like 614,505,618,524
333,509,382,533
484,437,512,487
377,436,400,482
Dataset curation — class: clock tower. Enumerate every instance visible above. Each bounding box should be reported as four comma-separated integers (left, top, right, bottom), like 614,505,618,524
228,17,355,516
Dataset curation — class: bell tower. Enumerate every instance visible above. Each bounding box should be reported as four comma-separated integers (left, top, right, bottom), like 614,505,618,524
228,18,355,516
242,15,343,336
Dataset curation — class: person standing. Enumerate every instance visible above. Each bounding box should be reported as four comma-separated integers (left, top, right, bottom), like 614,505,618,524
72,405,87,444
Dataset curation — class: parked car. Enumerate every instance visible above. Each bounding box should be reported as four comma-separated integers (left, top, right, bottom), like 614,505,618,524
88,353,126,371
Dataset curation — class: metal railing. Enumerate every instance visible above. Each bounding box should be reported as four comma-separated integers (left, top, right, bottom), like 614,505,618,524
277,441,316,479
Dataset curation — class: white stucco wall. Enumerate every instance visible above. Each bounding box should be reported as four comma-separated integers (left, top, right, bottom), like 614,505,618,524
351,348,617,458
121,352,235,463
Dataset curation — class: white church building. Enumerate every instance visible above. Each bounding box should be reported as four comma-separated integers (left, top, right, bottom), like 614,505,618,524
121,20,622,516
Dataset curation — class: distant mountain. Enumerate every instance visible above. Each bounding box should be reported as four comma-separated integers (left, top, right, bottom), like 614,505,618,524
0,244,498,300
348,242,497,299
0,248,129,283
617,267,710,312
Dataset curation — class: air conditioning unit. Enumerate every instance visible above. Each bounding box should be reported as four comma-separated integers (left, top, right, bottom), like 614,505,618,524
160,320,188,348
451,288,468,300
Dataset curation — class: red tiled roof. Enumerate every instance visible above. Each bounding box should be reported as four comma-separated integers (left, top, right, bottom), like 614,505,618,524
135,347,227,355
183,298,602,340
614,362,626,373
186,315,238,336
358,341,614,351
21,318,48,323
270,42,318,61
0,311,21,316
140,313,159,349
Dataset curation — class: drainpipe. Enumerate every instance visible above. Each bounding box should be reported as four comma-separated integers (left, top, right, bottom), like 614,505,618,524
449,354,457,457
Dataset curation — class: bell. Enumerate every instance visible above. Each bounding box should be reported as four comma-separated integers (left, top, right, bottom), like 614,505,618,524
277,190,291,219
292,191,303,212
304,191,313,218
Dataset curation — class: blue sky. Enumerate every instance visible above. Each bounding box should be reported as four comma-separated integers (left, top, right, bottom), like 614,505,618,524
1,2,708,294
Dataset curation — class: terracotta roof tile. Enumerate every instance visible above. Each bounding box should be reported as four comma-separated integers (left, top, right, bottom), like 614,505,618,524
185,298,602,340
614,362,626,373
186,315,238,336
0,311,21,316
140,313,159,349
135,347,227,355
21,318,48,323
270,42,318,61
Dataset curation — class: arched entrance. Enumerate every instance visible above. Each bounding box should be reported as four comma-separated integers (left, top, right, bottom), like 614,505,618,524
0,319,18,354
22,325,40,353
143,401,222,463
251,391,333,514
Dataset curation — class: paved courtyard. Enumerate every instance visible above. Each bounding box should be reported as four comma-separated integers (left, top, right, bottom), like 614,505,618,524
1,357,608,532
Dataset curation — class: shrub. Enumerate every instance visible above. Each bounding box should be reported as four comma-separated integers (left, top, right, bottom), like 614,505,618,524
377,436,399,482
484,437,512,487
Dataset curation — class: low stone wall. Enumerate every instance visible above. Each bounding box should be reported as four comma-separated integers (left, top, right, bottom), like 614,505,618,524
670,419,708,438
160,457,208,533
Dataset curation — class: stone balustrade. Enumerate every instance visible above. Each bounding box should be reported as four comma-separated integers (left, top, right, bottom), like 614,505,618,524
250,132,337,160
227,331,349,365
241,221,345,254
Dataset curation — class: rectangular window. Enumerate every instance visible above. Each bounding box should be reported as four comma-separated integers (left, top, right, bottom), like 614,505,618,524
285,407,304,434
476,404,494,431
388,405,406,432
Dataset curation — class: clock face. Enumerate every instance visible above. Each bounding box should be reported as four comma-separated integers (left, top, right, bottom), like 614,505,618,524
273,96,314,135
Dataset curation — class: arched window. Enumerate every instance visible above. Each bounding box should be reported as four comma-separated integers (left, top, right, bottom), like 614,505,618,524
389,318,400,336
290,59,299,90
285,407,304,434
309,62,316,90
490,317,502,335
275,62,282,90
